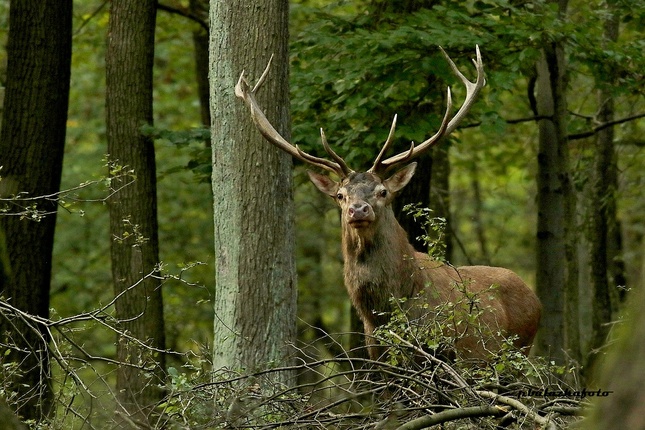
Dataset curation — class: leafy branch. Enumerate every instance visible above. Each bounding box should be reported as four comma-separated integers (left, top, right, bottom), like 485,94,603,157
0,160,135,221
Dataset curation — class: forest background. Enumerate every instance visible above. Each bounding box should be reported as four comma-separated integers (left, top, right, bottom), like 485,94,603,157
0,0,643,428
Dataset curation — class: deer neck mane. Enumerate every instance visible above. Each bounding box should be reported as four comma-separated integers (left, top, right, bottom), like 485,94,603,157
341,208,417,271
340,207,424,324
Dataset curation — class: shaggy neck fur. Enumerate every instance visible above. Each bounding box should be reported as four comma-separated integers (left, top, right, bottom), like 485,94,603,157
341,208,423,326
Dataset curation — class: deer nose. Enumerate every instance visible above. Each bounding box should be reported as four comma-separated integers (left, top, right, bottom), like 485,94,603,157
348,202,370,219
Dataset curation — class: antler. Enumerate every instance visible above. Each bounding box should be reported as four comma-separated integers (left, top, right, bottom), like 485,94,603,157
369,46,485,175
235,55,353,178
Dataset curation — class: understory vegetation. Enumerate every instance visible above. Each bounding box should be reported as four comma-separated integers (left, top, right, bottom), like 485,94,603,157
1,288,585,429
2,181,584,429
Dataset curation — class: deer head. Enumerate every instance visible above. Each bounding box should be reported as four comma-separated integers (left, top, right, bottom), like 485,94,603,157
306,166,417,243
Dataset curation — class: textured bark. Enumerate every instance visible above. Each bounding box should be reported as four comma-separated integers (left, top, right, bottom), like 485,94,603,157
106,0,166,424
534,1,571,364
586,0,621,371
210,0,297,384
391,122,455,261
0,0,72,420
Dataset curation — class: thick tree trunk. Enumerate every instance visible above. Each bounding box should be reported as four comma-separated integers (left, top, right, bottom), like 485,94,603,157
0,0,72,420
586,0,621,372
431,145,453,262
534,5,572,363
393,155,432,252
390,144,454,263
209,0,297,384
469,155,491,264
106,0,166,424
373,3,451,260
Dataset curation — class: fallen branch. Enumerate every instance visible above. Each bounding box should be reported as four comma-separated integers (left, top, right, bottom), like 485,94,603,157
396,405,507,430
477,390,557,429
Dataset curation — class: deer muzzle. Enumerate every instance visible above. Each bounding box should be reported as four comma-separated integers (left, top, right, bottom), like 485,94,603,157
347,202,375,228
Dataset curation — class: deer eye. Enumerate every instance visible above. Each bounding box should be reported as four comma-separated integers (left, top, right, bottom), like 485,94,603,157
378,189,387,198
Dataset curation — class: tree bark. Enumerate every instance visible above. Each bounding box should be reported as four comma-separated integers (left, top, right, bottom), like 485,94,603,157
391,143,454,263
534,0,571,364
210,0,297,384
393,155,432,252
0,0,72,420
106,0,166,424
469,155,491,264
431,145,454,262
189,0,211,128
371,1,451,259
586,0,622,371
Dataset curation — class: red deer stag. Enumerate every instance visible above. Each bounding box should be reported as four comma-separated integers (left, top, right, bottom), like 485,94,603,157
235,47,541,361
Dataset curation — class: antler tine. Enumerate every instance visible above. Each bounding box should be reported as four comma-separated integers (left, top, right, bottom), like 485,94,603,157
251,54,274,93
371,46,485,174
235,57,352,178
320,128,353,177
368,115,398,173
291,128,354,177
441,45,485,134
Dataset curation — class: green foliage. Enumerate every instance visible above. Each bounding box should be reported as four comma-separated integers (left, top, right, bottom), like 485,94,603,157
568,1,645,97
403,203,447,261
289,0,554,169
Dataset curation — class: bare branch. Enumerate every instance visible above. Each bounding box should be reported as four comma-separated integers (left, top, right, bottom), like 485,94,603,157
568,111,645,140
396,405,507,430
156,2,209,33
477,390,558,429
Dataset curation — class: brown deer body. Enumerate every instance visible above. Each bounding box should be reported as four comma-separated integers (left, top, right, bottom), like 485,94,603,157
235,47,541,360
308,167,541,359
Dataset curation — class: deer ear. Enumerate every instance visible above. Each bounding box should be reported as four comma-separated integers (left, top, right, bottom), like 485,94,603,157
384,162,417,193
307,170,339,197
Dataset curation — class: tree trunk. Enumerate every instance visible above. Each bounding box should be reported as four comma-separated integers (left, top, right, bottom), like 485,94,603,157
586,0,621,371
106,1,166,424
189,0,210,128
534,0,571,364
431,145,454,262
371,1,451,259
469,155,491,265
391,145,453,261
209,0,297,385
393,155,432,252
0,0,72,420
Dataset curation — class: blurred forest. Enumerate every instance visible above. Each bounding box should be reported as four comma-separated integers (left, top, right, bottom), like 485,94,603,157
0,0,644,428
